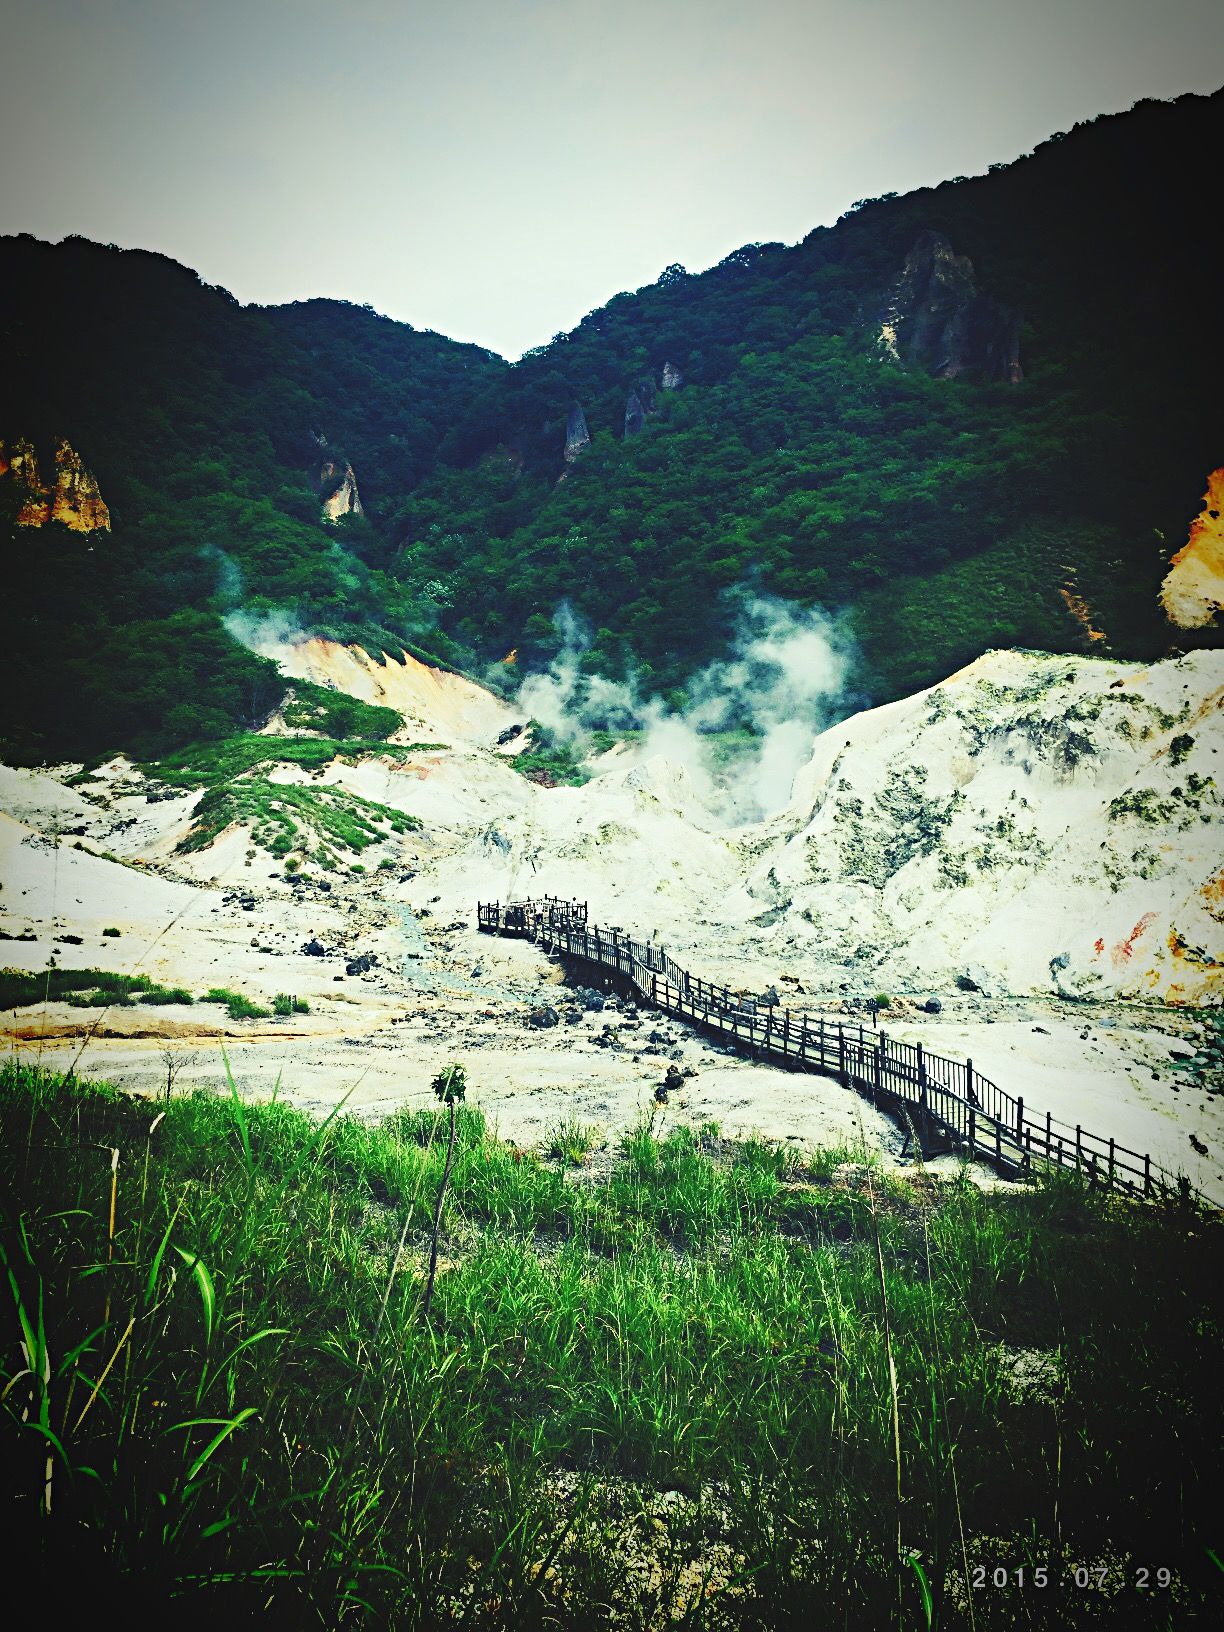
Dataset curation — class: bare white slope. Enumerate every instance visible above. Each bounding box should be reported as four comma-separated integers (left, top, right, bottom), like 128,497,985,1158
742,649,1223,1001
267,638,516,747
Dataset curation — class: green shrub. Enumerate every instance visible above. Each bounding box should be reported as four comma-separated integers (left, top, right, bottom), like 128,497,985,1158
102,927,121,937
202,986,271,1020
546,1116,603,1165
272,993,310,1017
280,678,404,741
1,967,190,1009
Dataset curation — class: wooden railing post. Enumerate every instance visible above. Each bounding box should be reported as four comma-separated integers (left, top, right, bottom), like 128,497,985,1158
1016,1096,1024,1140
917,1043,927,1108
838,1024,846,1086
1075,1125,1082,1173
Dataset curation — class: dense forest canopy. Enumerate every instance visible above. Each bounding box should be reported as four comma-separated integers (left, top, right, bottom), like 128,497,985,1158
1,86,1219,762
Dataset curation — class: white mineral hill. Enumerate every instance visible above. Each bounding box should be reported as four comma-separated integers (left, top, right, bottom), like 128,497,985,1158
403,646,1223,1005
743,647,1223,1003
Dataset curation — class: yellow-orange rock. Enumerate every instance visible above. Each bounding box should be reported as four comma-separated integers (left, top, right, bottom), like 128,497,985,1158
0,437,51,524
1160,467,1224,628
1,436,110,532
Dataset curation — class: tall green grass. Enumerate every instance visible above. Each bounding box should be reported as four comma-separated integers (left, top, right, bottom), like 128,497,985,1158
1,1060,1219,1627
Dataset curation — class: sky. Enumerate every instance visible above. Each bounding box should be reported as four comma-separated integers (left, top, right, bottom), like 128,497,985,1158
3,0,1223,359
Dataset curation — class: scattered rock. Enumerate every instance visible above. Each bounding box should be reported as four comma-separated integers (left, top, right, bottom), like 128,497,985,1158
302,939,327,957
956,965,993,996
528,1005,559,1029
923,997,942,1014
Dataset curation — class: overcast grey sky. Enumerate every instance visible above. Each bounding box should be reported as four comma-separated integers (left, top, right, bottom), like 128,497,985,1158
4,0,1222,358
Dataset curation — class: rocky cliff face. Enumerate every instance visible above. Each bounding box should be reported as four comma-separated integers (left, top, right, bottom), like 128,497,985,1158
660,360,683,391
0,437,111,531
563,404,591,463
318,457,364,522
878,231,1023,384
1161,467,1224,628
624,378,657,436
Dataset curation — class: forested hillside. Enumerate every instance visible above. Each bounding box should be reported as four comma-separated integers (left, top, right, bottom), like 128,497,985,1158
2,86,1219,762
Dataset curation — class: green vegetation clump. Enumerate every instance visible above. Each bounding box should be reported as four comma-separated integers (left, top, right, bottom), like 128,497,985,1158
545,1116,603,1165
0,967,192,1009
102,926,121,937
2,1061,1218,1625
279,678,403,740
509,721,590,786
148,731,436,788
179,775,418,858
140,731,431,859
202,988,272,1021
271,993,310,1017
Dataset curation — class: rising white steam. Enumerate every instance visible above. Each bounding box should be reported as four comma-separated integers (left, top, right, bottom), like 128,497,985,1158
517,596,857,823
223,607,311,660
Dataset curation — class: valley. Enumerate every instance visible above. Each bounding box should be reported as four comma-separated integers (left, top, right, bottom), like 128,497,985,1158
3,636,1220,1200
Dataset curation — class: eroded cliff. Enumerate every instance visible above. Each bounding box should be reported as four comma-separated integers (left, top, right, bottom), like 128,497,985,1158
0,436,110,531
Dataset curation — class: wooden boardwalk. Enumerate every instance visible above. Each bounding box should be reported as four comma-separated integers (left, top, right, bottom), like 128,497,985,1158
479,894,1191,1200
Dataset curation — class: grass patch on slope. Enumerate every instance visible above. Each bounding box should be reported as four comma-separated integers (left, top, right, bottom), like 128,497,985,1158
508,721,590,787
143,730,439,859
2,1060,1220,1628
147,730,439,788
0,967,193,1009
278,678,403,740
177,775,419,858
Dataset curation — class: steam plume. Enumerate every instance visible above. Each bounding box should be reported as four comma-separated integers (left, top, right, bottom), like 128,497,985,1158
517,595,857,822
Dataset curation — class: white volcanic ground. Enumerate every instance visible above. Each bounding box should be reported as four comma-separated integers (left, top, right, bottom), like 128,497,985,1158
2,641,1221,1198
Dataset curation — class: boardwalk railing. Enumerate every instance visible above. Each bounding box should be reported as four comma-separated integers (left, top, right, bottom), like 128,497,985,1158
478,895,1191,1200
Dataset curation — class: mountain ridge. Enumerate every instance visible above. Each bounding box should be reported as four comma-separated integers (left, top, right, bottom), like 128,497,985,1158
2,85,1220,763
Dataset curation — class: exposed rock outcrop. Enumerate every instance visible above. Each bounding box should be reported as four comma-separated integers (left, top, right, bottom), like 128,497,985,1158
0,436,111,531
877,231,1022,384
660,360,684,391
563,403,591,463
1160,467,1224,628
624,379,656,436
319,458,363,522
